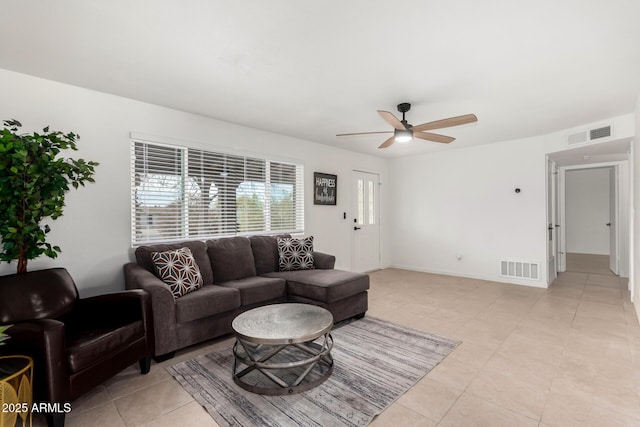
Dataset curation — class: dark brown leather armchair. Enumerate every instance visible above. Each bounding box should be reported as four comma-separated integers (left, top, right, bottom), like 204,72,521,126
0,268,154,427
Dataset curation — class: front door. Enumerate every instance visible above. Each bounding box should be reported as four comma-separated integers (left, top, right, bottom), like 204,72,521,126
352,171,380,273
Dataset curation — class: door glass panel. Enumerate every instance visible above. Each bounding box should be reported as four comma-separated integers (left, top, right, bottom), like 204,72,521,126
357,179,364,225
368,180,375,225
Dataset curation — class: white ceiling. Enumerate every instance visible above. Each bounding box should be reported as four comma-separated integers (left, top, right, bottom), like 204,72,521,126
0,0,638,158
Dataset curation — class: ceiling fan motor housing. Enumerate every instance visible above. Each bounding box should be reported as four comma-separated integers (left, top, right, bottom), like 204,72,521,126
397,103,411,114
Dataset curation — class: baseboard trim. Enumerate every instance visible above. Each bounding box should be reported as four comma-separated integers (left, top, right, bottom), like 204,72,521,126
388,264,549,289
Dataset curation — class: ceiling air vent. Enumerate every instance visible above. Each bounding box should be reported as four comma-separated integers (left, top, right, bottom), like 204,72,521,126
567,124,613,146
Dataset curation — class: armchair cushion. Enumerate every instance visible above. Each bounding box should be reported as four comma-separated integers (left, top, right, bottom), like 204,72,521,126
67,321,145,372
151,247,203,298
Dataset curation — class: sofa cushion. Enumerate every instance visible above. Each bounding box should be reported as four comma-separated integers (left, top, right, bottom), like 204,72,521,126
67,320,144,372
175,285,241,323
249,234,291,275
151,247,203,299
217,276,287,306
135,240,214,285
277,236,315,271
207,237,257,282
264,269,369,303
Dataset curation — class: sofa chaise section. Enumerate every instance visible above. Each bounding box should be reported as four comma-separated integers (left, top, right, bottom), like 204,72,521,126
263,269,369,322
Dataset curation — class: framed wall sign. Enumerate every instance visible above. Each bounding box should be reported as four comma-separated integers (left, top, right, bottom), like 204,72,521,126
314,172,337,205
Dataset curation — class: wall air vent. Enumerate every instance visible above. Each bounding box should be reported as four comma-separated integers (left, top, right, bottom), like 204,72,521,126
567,124,613,146
567,131,587,145
590,126,611,140
500,260,539,280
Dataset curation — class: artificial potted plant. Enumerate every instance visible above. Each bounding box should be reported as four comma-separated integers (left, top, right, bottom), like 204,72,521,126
0,120,98,273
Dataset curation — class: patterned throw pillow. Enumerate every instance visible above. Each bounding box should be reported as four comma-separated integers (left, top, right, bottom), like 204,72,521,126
151,247,203,298
278,236,315,271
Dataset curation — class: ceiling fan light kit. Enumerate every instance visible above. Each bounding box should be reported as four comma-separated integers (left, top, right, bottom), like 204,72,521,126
337,102,478,149
394,128,413,143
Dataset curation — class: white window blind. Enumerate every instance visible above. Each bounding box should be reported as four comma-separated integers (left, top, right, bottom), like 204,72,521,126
131,139,304,245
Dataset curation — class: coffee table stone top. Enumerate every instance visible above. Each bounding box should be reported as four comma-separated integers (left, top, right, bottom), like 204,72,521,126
232,303,333,344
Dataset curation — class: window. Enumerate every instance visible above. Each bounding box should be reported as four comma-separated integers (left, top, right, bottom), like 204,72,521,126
131,139,304,245
356,177,376,226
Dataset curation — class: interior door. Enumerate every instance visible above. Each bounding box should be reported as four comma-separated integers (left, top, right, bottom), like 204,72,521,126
547,159,558,283
546,159,556,283
609,166,618,274
352,171,380,273
554,163,562,272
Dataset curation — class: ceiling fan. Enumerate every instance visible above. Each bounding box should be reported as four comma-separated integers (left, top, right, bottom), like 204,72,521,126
337,103,477,149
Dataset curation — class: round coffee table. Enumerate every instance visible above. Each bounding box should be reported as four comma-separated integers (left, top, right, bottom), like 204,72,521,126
231,303,334,395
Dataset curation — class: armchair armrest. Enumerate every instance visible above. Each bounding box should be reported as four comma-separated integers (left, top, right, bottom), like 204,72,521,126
313,251,336,269
75,290,152,327
74,290,154,354
1,319,70,403
123,263,177,356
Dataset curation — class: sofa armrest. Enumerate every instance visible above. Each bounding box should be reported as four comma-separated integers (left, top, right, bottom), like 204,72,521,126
123,263,177,356
313,251,336,269
1,319,69,403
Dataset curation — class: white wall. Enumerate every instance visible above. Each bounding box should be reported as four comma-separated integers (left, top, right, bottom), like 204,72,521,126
0,69,390,296
389,114,635,287
565,168,611,255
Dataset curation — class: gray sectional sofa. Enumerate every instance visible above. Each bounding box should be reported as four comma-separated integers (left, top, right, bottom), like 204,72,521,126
123,234,369,360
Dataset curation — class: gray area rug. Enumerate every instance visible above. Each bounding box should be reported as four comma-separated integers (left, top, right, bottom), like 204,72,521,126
167,316,460,427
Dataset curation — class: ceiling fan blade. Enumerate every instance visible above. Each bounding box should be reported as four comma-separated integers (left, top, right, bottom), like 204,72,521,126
377,110,406,130
378,136,395,149
413,131,455,144
412,114,478,132
336,130,393,137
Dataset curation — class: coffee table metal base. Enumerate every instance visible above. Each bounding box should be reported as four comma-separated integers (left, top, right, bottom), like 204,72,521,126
232,333,334,395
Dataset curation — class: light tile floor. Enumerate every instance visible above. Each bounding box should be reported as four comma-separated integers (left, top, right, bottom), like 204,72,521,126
47,266,639,426
565,252,614,276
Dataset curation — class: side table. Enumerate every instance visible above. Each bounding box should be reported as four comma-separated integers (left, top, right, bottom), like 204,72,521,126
0,355,33,427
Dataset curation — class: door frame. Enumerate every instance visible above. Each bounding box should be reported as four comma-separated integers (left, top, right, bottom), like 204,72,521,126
559,161,622,277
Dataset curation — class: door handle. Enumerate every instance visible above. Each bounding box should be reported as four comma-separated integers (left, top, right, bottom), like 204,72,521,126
354,226,361,231
606,223,611,227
